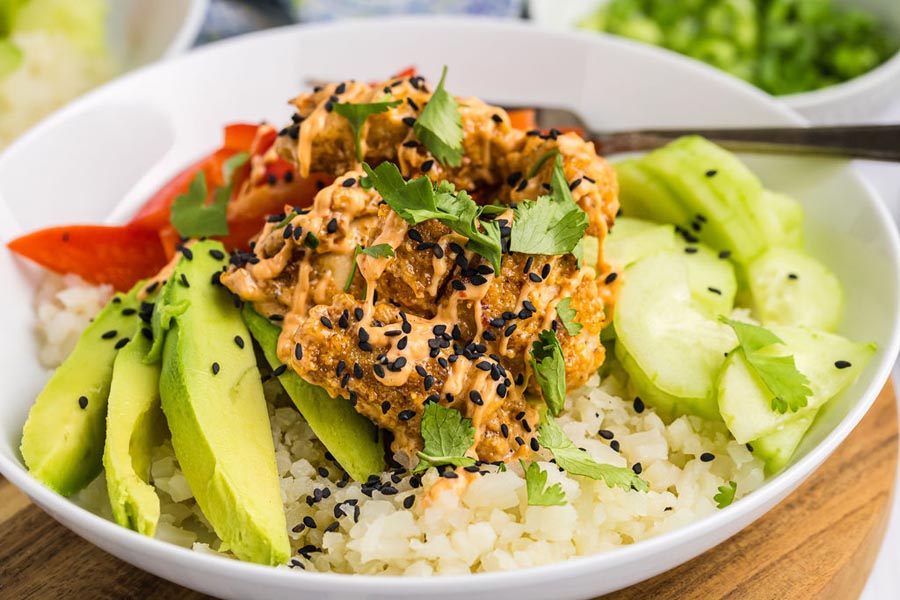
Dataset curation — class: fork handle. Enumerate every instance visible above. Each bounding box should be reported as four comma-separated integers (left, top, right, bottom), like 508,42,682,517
593,125,900,161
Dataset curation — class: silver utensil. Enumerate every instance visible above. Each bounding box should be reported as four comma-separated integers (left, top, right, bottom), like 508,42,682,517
502,105,900,161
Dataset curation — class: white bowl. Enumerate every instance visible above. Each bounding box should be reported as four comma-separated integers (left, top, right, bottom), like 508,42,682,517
0,18,898,600
108,0,209,68
529,0,900,124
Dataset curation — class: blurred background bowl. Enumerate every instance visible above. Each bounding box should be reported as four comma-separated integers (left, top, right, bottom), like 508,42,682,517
109,0,209,68
529,0,900,124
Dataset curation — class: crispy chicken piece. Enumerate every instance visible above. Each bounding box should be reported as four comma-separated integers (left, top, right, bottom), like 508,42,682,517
222,74,622,465
289,294,536,462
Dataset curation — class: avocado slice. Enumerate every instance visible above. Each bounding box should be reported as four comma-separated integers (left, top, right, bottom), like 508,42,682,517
242,305,385,481
158,241,290,566
103,332,166,537
20,284,142,496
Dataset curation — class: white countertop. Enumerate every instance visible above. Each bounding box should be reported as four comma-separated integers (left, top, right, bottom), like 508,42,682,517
851,101,900,600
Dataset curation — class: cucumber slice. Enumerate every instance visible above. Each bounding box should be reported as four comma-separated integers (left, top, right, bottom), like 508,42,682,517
717,326,875,443
615,158,692,225
638,138,766,266
750,409,817,475
614,252,736,421
605,222,678,270
757,190,804,249
679,242,737,318
608,216,660,238
748,247,843,332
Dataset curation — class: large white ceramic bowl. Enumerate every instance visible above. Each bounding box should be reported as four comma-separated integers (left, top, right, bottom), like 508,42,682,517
0,18,898,600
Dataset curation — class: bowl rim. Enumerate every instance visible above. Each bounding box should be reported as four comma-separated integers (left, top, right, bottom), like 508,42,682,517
159,0,210,60
1,15,898,593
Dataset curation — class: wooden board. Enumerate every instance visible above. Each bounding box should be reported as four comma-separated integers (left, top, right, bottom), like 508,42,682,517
0,384,896,600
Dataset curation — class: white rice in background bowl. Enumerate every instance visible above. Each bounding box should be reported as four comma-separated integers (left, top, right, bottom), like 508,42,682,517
45,276,763,575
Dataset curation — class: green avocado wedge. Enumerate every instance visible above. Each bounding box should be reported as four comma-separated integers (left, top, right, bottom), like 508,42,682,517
20,283,143,496
158,241,289,566
242,305,385,482
103,332,166,536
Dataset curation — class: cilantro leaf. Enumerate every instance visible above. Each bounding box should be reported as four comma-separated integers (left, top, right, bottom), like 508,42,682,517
333,96,402,162
720,317,812,413
527,149,560,179
414,403,476,472
170,171,230,238
343,244,395,293
361,243,396,259
520,460,566,506
363,161,502,272
363,162,444,223
304,231,319,250
510,154,589,256
414,66,463,167
222,151,250,182
538,417,649,492
714,481,737,509
572,237,585,269
531,330,566,416
556,298,582,336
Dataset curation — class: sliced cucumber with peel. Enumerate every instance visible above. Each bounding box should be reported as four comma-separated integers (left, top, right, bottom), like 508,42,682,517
750,408,818,475
748,246,843,332
614,252,736,421
717,325,875,444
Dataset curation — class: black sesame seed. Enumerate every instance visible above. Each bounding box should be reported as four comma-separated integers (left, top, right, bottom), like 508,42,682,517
568,178,582,191
442,471,459,479
708,287,722,295
700,452,715,462
295,343,304,361
530,438,540,452
685,247,699,254
718,250,731,259
610,440,621,452
354,307,364,321
605,272,618,285
398,410,415,422
541,264,551,278
705,169,718,177
421,159,434,172
403,140,419,148
835,360,852,369
78,396,88,410
354,363,364,378
504,324,518,337
633,397,645,413
381,401,391,415
303,516,317,529
424,375,435,390
507,171,522,185
326,218,338,234
114,338,129,350
211,362,220,375
788,273,799,280
491,113,503,124
102,330,117,340
469,390,484,406
632,463,643,475
373,364,385,378
402,116,416,127
451,280,466,291
515,436,526,446
528,273,543,283
273,364,288,377
320,316,333,329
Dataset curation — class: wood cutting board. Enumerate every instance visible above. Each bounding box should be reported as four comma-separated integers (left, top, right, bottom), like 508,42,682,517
1,384,896,600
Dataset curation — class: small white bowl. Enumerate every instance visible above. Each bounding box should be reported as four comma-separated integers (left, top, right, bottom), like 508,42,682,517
108,0,209,68
529,0,900,123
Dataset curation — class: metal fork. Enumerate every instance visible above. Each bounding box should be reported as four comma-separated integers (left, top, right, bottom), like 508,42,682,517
502,105,900,161
304,79,900,161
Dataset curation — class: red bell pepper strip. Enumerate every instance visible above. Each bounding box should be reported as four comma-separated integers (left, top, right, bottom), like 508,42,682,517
224,123,260,152
8,225,169,291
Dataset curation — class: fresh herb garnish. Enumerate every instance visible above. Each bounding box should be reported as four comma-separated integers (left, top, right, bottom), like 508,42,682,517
333,96,402,162
714,481,737,509
510,154,589,256
222,151,250,182
414,403,476,472
527,149,560,179
170,171,230,238
304,231,320,250
363,162,502,272
413,65,463,167
555,298,582,336
720,317,812,413
520,460,566,506
531,330,566,416
572,237,585,268
343,244,396,292
538,417,649,492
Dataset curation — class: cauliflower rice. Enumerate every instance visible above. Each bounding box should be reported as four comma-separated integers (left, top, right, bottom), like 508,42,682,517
39,275,764,574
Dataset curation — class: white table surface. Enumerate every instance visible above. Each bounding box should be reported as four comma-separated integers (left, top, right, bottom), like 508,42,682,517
851,100,900,600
